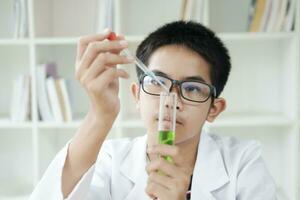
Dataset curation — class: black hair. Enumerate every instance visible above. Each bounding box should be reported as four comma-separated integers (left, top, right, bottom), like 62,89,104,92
136,20,231,97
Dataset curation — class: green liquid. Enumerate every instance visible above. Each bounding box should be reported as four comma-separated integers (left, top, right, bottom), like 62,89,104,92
158,130,175,163
159,130,175,145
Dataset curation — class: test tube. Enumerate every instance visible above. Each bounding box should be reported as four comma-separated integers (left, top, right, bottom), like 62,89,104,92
158,92,177,163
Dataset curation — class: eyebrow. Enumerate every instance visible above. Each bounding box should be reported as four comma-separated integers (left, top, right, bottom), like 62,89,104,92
151,70,207,83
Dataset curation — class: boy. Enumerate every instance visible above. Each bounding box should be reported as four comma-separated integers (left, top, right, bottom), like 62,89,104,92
29,21,276,200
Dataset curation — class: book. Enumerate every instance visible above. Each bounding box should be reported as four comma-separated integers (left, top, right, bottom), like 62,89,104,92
247,0,258,30
96,0,114,32
274,0,289,31
55,79,66,122
181,0,188,20
13,0,21,38
37,62,73,122
46,77,63,123
180,0,205,23
10,75,23,122
282,0,296,31
182,0,196,21
10,75,31,122
193,0,206,23
259,0,274,31
36,64,54,121
21,75,31,121
19,0,28,37
13,0,28,38
45,62,59,79
265,0,282,32
65,78,89,121
59,79,73,122
249,0,267,32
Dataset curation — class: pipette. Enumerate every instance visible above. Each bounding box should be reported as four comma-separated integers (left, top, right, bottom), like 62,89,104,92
108,32,169,93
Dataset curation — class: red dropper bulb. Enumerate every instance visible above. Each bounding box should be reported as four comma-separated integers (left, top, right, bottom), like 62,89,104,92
108,32,117,41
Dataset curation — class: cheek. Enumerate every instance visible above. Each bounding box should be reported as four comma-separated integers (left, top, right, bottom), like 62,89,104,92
139,94,160,130
182,105,210,132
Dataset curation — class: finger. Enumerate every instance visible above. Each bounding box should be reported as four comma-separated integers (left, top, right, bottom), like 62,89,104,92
110,34,126,54
148,172,173,190
147,144,179,159
146,158,185,178
78,39,128,69
87,68,129,92
75,40,129,79
146,181,169,200
117,34,125,40
76,28,111,61
80,53,132,84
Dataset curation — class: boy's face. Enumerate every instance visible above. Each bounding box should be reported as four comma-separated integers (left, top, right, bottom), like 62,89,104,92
131,45,226,145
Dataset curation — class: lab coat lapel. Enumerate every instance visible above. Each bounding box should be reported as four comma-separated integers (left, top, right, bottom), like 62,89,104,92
191,131,229,200
120,135,151,200
119,131,229,199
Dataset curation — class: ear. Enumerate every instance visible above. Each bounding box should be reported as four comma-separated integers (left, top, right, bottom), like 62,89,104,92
206,97,226,122
130,82,140,110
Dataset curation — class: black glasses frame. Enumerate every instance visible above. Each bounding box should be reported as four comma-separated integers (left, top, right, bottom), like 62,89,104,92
139,74,217,103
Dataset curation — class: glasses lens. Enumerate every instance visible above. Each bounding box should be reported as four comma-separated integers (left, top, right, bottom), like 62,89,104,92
143,75,170,95
181,81,211,102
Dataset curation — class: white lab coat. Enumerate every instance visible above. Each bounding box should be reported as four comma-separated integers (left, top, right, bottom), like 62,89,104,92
29,131,277,200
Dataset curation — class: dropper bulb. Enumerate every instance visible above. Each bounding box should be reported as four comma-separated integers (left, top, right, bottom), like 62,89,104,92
108,32,117,41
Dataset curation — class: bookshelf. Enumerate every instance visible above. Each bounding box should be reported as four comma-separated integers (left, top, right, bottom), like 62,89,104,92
0,0,299,199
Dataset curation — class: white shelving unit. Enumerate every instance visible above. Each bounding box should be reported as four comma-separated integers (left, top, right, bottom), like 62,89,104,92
0,0,299,199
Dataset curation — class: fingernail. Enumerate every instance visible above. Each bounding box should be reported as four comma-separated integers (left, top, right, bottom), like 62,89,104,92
147,147,153,153
127,56,135,62
118,34,125,39
103,28,110,34
119,40,128,47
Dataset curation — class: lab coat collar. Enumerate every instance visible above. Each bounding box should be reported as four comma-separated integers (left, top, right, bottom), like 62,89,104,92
120,135,150,199
191,130,229,198
120,131,229,199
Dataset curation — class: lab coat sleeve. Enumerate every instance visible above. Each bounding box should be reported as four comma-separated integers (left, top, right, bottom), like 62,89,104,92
236,141,277,200
29,140,113,200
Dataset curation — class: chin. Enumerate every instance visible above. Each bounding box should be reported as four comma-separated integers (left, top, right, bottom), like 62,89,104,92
174,132,200,145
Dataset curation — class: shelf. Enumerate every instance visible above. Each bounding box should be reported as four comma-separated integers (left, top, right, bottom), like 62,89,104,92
34,38,78,45
121,115,294,129
125,35,145,43
33,35,145,45
210,115,294,128
124,32,298,42
218,32,297,41
0,195,30,200
37,120,83,129
121,119,144,128
0,118,32,129
0,115,293,130
1,33,295,46
0,39,30,45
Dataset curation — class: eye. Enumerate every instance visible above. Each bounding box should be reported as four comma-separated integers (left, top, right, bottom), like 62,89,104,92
149,77,167,86
183,84,201,93
150,78,160,86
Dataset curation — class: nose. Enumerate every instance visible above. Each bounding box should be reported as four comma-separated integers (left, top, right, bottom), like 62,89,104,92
171,83,183,110
165,88,182,111
165,103,181,111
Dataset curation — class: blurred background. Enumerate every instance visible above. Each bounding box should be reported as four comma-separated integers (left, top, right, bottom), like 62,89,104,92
0,0,299,199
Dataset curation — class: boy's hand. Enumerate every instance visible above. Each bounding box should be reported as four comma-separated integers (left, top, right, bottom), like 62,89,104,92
75,29,134,128
63,29,134,197
146,145,192,200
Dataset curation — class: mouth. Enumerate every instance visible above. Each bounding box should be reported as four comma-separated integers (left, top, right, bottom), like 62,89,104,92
155,117,183,125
